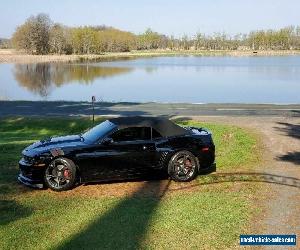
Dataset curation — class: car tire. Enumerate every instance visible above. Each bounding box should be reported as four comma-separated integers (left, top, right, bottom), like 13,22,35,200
168,150,198,182
44,157,77,191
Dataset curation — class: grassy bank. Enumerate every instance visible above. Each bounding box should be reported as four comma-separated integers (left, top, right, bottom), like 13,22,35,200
1,48,300,64
0,117,262,249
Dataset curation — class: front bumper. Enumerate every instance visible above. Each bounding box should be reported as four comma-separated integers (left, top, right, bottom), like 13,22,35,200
18,174,44,189
18,159,45,189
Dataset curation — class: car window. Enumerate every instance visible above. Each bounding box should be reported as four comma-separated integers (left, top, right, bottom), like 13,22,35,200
82,120,117,143
152,128,162,139
111,127,151,142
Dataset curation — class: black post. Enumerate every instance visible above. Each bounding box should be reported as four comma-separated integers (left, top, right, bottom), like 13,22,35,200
92,96,96,125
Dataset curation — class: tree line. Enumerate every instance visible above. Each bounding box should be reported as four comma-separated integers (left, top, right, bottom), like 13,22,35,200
0,38,12,49
10,13,300,54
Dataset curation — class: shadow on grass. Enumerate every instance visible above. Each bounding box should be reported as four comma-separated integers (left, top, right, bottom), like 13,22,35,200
0,116,97,139
166,172,300,192
276,152,300,165
291,110,300,117
0,199,33,225
58,180,170,250
275,122,300,140
0,140,36,196
274,122,300,165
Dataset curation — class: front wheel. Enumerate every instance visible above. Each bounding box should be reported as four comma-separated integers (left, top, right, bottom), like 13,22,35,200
168,151,198,182
44,157,77,191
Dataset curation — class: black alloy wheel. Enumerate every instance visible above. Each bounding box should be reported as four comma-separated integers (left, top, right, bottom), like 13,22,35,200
44,157,76,191
168,150,198,182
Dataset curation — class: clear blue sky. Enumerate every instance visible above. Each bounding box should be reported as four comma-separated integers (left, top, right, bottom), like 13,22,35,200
1,0,299,38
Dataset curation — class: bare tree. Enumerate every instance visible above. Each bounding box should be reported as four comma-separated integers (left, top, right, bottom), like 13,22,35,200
12,13,52,54
49,24,67,54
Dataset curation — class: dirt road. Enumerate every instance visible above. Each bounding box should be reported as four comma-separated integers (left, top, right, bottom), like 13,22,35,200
1,101,300,117
196,116,300,249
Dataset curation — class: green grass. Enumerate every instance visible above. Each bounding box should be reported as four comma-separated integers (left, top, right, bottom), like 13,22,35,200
178,120,261,170
0,117,261,250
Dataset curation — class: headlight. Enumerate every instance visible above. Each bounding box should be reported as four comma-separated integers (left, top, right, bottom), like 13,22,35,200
34,155,47,163
23,155,34,164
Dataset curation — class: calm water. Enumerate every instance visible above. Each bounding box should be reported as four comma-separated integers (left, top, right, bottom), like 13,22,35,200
1,56,300,103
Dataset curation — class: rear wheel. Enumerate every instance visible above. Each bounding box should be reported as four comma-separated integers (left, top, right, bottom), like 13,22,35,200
168,150,198,182
44,157,76,191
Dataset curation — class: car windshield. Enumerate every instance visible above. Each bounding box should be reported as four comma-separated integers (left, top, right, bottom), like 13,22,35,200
82,120,117,143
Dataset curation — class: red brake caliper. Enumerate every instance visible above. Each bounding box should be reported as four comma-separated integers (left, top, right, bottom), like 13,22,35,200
185,159,192,169
63,169,70,179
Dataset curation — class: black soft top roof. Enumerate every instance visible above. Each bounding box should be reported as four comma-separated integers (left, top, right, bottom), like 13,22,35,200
109,116,191,137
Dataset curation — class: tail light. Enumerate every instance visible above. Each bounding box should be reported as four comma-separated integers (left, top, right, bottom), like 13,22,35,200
201,147,210,152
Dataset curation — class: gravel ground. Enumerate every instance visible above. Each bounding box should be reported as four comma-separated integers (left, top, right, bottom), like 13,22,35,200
195,116,300,250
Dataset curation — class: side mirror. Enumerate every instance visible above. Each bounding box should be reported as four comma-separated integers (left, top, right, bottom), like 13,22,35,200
102,137,113,145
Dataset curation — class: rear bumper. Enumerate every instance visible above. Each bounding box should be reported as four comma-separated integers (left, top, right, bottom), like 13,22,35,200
199,162,216,174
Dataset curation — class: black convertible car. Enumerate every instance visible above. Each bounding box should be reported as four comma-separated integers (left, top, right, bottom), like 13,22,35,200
18,117,215,191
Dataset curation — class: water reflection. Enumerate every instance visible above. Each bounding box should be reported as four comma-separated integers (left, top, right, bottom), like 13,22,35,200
14,64,52,97
5,56,300,103
14,63,133,97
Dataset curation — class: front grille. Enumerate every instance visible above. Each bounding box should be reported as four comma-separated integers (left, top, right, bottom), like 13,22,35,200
23,155,34,164
21,169,33,178
20,167,44,180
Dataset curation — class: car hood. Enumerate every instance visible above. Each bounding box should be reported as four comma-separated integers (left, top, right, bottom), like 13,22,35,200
22,135,86,156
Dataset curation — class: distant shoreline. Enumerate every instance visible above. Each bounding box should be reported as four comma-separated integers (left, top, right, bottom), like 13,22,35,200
1,49,300,64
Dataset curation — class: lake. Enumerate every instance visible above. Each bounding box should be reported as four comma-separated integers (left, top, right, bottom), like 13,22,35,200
1,56,300,103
